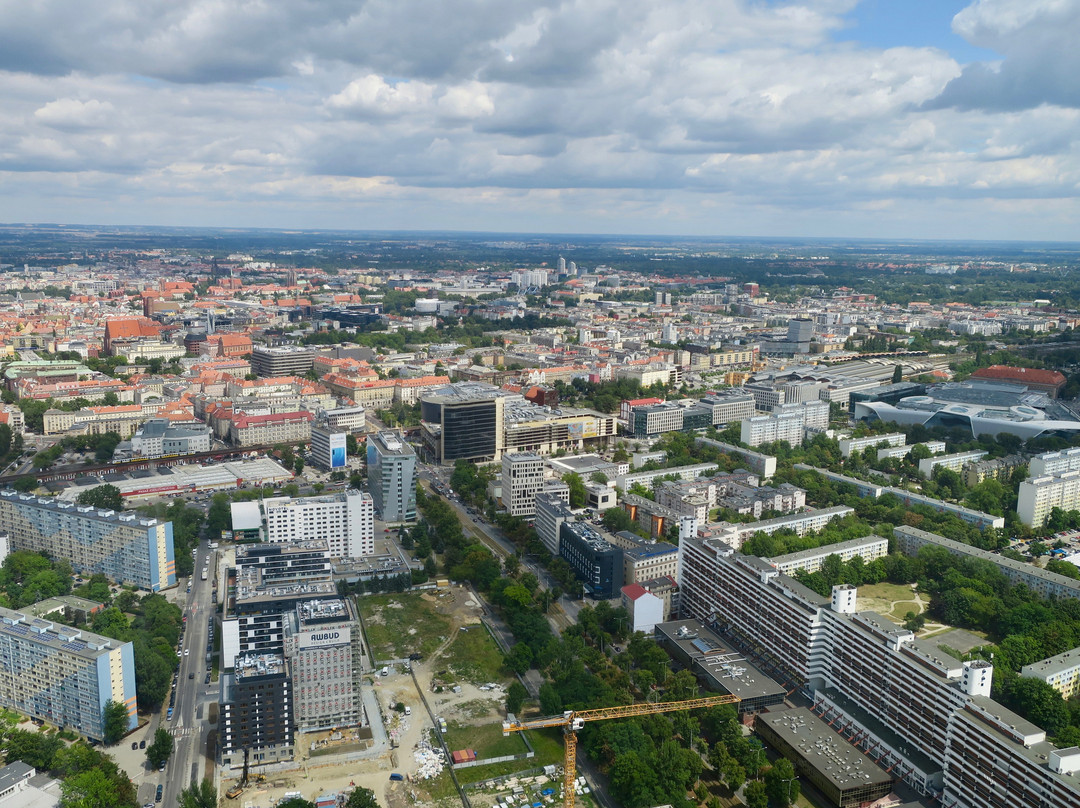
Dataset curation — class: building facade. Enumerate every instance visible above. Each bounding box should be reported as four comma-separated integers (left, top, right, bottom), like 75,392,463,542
229,411,313,446
220,654,293,767
0,491,175,591
263,491,374,559
0,605,137,742
1018,471,1080,527
678,536,1080,807
558,521,623,600
310,423,347,471
283,599,363,733
501,452,545,517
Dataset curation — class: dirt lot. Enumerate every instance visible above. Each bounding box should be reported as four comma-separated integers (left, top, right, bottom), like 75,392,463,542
227,586,531,808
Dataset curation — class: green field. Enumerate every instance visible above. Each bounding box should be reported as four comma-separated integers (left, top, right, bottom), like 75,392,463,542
442,720,529,761
358,593,452,660
437,626,509,684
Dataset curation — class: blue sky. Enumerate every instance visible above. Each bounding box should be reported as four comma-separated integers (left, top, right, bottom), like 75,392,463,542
840,0,999,63
0,0,1078,241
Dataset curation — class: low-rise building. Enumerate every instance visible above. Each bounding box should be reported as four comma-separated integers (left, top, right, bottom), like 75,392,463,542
1021,647,1080,699
229,411,313,446
767,535,890,575
918,449,989,479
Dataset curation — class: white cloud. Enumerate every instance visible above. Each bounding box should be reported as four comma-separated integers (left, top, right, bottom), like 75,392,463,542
0,0,1077,238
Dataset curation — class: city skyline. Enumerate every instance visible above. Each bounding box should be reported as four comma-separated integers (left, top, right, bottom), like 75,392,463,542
3,1,1080,241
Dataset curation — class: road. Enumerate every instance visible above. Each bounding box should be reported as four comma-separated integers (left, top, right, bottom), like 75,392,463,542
139,538,218,808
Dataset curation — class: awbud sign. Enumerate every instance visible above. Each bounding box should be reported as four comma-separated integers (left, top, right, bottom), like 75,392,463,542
299,627,350,649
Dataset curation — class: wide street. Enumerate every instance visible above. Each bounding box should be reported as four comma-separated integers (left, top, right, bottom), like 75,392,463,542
136,537,219,808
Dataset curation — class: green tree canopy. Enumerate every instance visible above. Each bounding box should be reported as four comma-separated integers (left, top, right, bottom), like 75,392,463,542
76,485,123,512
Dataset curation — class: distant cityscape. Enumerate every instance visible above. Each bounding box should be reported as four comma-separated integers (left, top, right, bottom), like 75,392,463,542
0,229,1078,808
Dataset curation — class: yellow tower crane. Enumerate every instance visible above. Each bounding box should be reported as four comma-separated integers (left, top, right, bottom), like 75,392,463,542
502,694,740,808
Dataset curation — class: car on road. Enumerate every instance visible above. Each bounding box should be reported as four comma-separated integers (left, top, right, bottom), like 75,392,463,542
156,784,163,801
144,802,155,808
189,672,194,679
131,741,138,750
158,761,166,772
205,673,211,684
140,739,146,749
183,649,189,656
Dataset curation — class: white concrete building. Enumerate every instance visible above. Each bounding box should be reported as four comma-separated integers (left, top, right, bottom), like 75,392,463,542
1018,470,1080,527
1030,447,1080,478
918,450,988,479
263,490,375,558
501,452,546,517
838,432,905,458
1021,647,1080,699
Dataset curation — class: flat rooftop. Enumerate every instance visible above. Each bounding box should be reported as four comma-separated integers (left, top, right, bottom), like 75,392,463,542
0,605,119,661
655,620,786,703
758,707,894,792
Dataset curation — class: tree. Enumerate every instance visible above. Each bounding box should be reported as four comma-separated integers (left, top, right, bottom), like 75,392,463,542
764,758,800,808
59,768,124,808
277,799,317,808
0,422,10,457
178,779,218,808
506,680,528,714
146,727,174,767
76,485,123,512
101,700,130,745
903,611,926,633
345,787,379,808
743,780,768,808
892,364,903,384
562,472,587,508
294,455,305,475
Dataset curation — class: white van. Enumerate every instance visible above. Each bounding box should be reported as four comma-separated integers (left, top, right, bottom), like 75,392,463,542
404,706,411,715
380,666,389,677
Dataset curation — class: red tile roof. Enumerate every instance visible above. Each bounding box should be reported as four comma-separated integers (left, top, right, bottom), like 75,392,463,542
970,365,1066,387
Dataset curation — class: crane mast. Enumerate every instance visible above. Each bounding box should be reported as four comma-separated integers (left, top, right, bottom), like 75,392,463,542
502,694,739,808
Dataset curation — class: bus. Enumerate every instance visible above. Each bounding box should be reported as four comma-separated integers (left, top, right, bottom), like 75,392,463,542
201,567,208,581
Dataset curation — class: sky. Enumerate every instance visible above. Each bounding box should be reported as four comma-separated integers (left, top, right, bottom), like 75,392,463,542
1,0,1080,241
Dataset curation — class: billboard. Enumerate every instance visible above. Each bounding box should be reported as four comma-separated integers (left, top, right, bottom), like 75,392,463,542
299,627,351,649
328,431,347,469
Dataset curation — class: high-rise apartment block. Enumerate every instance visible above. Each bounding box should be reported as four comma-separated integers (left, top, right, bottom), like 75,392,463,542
501,452,545,517
1018,471,1080,527
221,654,293,767
0,491,175,591
367,431,417,523
740,400,829,447
678,535,1080,807
0,605,137,743
220,539,365,768
263,490,374,558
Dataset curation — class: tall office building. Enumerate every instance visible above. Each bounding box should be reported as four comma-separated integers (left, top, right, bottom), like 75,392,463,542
250,346,314,377
0,605,137,742
678,536,1080,808
220,540,359,768
263,490,374,558
501,452,545,517
559,522,623,600
367,431,418,523
420,383,507,465
0,491,175,591
310,423,347,471
283,599,363,732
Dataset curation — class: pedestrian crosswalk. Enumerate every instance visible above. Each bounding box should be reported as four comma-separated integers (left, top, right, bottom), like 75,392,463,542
169,726,197,737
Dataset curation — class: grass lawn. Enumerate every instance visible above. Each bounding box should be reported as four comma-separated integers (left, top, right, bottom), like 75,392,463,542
453,728,566,786
442,721,529,760
857,582,917,601
358,593,452,660
437,626,509,684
